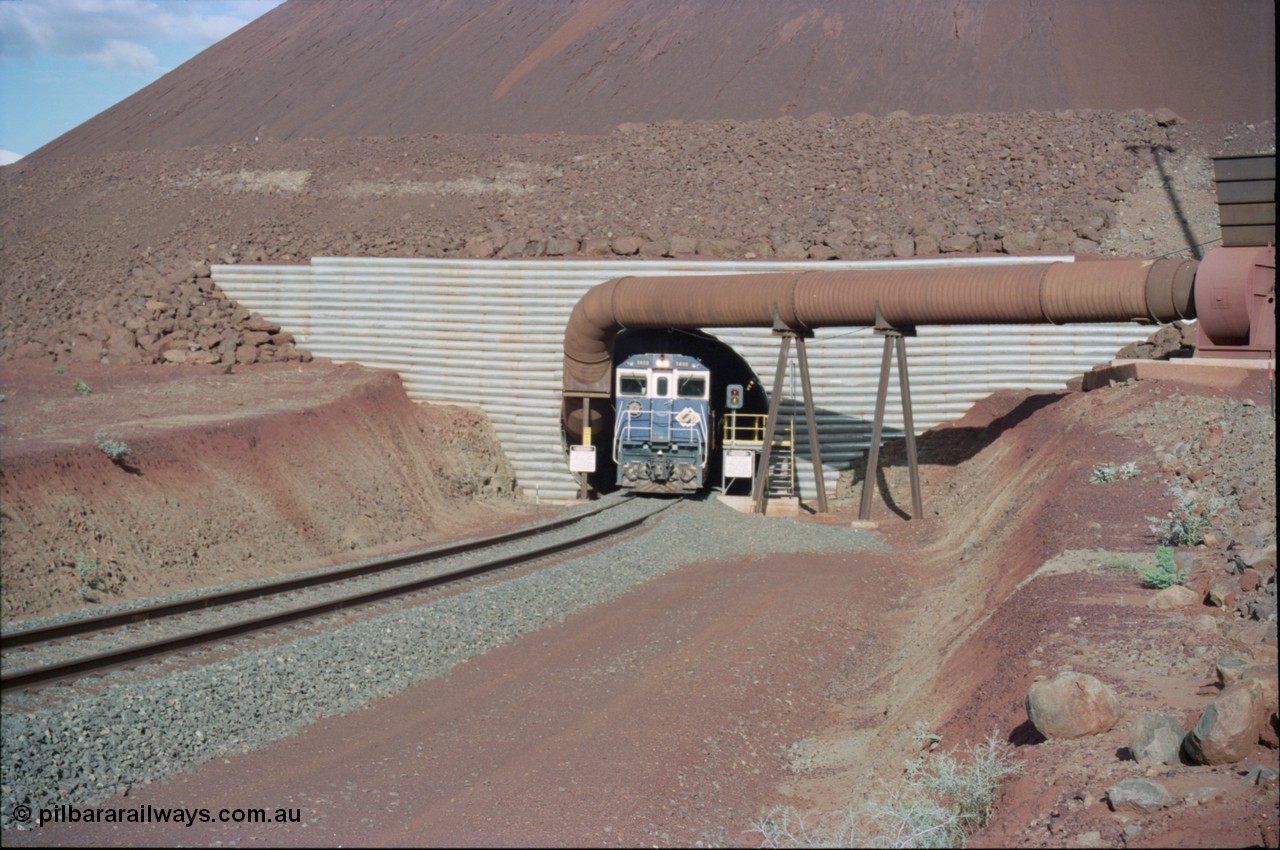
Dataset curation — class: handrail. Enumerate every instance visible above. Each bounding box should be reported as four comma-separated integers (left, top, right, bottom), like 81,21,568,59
722,412,792,447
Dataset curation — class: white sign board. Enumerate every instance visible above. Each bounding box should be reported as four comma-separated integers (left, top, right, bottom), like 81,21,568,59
569,445,597,472
723,449,754,479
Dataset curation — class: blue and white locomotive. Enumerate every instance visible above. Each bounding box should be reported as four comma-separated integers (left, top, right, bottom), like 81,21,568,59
612,353,712,494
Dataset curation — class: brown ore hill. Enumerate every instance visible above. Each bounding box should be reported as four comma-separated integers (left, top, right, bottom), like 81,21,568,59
30,0,1276,159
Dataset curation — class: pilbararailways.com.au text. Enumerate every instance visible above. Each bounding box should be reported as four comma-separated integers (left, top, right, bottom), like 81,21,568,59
12,803,302,829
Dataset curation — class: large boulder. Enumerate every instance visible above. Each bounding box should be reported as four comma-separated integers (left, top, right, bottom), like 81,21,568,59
1182,680,1267,765
1027,672,1121,739
544,237,578,256
1215,652,1272,689
1001,231,1040,254
1128,713,1185,765
1238,545,1277,577
667,235,698,256
1147,585,1199,609
610,235,644,256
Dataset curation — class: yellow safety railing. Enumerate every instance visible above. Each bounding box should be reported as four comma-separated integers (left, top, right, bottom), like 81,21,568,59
721,412,793,448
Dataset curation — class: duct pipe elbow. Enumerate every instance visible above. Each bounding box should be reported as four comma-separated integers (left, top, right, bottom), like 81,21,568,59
563,276,626,395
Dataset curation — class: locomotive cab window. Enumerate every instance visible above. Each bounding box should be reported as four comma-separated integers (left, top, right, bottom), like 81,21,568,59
618,373,647,396
654,376,669,398
677,375,707,399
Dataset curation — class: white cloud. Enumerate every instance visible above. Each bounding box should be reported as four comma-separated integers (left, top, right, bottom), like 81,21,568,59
0,0,283,155
0,149,25,165
0,0,282,64
85,38,159,72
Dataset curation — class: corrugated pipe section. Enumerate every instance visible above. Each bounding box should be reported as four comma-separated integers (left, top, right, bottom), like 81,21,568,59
563,258,1197,393
214,257,1172,501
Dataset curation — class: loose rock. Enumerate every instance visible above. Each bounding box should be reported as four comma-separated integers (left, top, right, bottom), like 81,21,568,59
1148,584,1199,609
1107,778,1173,813
1026,671,1121,739
1128,713,1185,766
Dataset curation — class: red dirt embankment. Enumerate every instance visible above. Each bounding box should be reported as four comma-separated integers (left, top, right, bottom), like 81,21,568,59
0,362,524,618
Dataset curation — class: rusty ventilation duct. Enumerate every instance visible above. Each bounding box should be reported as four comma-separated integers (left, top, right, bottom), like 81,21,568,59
562,258,1198,414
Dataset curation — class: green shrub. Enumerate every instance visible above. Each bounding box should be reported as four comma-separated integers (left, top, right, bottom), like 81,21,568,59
75,553,97,600
1090,462,1139,485
94,431,131,461
1088,465,1116,485
1148,485,1218,546
74,379,91,395
1140,546,1188,589
752,731,1020,848
75,552,96,577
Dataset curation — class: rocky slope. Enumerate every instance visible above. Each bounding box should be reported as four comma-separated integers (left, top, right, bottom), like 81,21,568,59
1,109,1273,369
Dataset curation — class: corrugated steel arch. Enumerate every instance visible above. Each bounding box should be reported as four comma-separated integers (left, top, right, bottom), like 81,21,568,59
213,256,1158,501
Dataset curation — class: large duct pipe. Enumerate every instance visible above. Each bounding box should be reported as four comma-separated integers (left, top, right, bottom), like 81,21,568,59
562,257,1197,397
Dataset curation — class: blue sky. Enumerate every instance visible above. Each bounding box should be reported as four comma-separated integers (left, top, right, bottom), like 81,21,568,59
0,0,285,164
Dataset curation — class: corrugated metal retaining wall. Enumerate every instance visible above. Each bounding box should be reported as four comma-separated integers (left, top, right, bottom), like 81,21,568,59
213,256,1157,501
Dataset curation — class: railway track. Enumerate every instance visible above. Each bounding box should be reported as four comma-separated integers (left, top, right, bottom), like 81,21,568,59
1,495,673,695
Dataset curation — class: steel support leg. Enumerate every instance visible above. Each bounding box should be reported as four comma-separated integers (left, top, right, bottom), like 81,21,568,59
751,335,792,515
865,330,896,517
858,334,895,521
795,335,828,514
859,331,925,521
895,334,923,519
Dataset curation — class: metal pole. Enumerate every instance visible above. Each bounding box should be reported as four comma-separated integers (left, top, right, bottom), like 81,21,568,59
795,335,828,514
858,332,895,521
895,334,924,519
752,334,792,515
579,397,590,501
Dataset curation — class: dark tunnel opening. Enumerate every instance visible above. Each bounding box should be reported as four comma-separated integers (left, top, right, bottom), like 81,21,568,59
565,328,768,495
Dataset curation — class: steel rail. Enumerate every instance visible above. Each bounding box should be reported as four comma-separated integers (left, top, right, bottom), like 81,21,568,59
1,499,628,651
1,497,672,693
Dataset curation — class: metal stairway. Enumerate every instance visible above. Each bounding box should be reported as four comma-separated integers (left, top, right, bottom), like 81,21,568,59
765,420,796,497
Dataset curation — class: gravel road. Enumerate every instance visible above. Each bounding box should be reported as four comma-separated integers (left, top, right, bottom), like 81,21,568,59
1,497,883,829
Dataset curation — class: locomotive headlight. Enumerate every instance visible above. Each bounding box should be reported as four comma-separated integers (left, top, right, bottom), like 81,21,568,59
626,400,642,415
655,357,670,368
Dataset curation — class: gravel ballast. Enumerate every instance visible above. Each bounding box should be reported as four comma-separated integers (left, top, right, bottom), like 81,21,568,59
1,498,883,827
